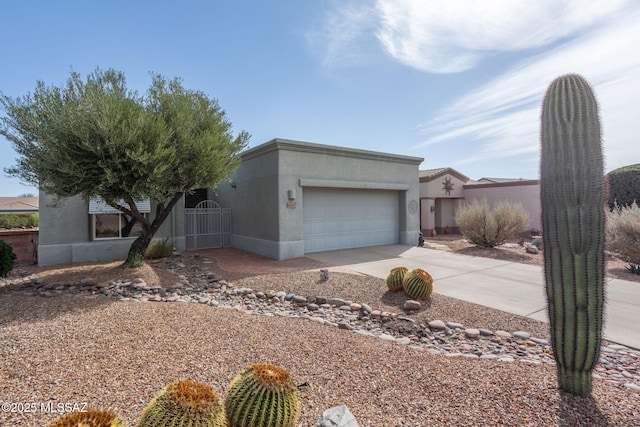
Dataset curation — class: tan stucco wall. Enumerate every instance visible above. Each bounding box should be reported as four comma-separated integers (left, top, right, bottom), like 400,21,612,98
419,173,466,199
463,182,541,231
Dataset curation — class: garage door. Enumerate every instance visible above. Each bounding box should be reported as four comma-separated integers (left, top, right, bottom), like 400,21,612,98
303,188,399,253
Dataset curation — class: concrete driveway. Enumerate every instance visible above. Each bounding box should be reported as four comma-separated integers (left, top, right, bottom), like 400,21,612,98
307,244,640,349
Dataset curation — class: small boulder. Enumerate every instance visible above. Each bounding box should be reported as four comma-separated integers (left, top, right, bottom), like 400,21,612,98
428,320,446,330
316,405,360,427
403,300,421,311
464,328,480,339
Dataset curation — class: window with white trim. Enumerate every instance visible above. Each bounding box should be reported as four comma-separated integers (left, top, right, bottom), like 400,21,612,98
89,198,151,240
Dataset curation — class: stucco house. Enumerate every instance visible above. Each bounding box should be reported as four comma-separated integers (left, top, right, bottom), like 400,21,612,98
0,197,39,214
419,167,541,237
0,197,39,264
37,139,424,265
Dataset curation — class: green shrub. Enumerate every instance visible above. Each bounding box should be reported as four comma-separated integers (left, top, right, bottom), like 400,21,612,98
531,237,543,250
145,238,173,259
0,213,39,229
0,240,17,277
607,163,640,209
455,199,530,247
607,202,640,274
126,253,145,268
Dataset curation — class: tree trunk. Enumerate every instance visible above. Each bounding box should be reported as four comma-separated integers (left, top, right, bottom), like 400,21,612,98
125,233,153,266
121,216,137,237
123,192,184,267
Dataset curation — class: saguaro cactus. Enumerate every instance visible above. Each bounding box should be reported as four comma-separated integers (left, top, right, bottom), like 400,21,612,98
540,74,606,397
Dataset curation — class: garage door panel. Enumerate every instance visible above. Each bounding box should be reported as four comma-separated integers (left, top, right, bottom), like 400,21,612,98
303,189,399,253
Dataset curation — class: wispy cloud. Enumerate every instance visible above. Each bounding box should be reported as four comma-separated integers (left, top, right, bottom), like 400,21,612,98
308,0,640,175
310,0,631,73
305,1,379,68
416,3,640,172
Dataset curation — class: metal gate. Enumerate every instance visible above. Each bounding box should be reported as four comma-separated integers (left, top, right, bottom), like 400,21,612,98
185,200,231,250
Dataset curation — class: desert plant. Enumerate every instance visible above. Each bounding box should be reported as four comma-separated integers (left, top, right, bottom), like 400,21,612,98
0,240,17,277
385,267,408,291
402,268,434,300
606,163,640,209
137,379,227,427
47,408,126,427
455,199,529,247
126,253,145,268
540,73,606,397
606,201,640,274
145,238,173,259
225,363,299,427
531,237,543,250
0,213,39,229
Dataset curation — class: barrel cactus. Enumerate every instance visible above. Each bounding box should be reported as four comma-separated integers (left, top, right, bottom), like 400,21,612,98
225,363,299,427
137,379,227,427
386,267,408,291
48,408,126,427
402,268,434,300
540,74,606,397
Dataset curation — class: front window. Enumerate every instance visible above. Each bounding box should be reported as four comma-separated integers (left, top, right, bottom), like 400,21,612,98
89,197,151,240
93,213,146,239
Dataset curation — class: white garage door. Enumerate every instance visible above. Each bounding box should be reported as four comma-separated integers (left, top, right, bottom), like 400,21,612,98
303,188,399,253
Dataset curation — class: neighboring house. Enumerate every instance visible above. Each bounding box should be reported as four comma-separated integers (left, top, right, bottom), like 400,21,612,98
38,138,423,265
463,177,541,233
419,168,469,236
0,197,39,214
0,197,39,264
419,168,541,237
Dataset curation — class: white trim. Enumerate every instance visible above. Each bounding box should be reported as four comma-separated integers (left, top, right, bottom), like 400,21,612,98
299,178,409,191
89,197,151,214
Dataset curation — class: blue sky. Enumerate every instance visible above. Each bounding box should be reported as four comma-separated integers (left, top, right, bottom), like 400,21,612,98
1,0,639,196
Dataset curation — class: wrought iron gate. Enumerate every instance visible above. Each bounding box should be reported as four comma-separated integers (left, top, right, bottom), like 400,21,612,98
185,200,231,250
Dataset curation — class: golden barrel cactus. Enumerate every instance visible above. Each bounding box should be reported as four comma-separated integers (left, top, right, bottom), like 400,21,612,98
47,408,126,427
385,267,408,291
225,363,299,427
137,379,227,427
402,268,434,300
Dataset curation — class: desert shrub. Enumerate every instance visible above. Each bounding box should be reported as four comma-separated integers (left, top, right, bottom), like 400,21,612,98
126,252,145,268
607,163,640,209
0,240,17,277
145,238,172,259
607,202,640,273
0,213,39,229
455,199,530,247
531,237,543,250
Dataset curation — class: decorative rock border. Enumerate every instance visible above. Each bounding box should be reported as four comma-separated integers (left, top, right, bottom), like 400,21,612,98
2,266,639,393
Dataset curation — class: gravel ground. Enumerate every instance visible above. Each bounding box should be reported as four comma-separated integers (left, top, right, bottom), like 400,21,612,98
1,267,639,426
234,271,551,339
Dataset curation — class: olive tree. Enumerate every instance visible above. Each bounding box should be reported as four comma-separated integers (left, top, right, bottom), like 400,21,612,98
1,68,249,266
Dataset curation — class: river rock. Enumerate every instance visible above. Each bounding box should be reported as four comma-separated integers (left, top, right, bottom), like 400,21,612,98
316,405,360,427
